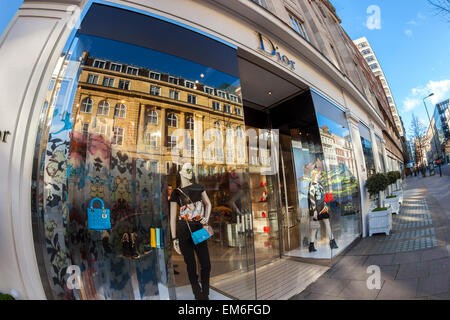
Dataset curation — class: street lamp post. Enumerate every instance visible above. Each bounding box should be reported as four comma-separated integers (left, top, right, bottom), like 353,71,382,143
423,93,442,177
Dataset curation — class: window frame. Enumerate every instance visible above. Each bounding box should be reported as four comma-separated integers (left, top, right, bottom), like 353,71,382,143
184,80,195,89
114,103,127,119
146,110,158,125
150,85,161,96
204,86,214,95
149,71,161,80
186,116,194,130
118,79,130,90
109,63,122,72
102,76,115,87
126,66,139,76
93,59,106,69
169,89,179,100
86,73,99,84
212,101,221,111
216,90,227,99
80,97,93,113
167,113,178,128
97,100,110,116
111,127,125,146
187,94,197,105
168,76,179,85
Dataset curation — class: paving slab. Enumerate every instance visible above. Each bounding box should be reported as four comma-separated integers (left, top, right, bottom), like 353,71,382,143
376,279,418,300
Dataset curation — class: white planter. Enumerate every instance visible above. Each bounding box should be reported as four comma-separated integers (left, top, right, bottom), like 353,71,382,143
369,207,392,236
385,195,400,214
393,189,403,206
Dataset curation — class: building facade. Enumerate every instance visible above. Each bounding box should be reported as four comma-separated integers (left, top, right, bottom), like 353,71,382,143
0,0,404,300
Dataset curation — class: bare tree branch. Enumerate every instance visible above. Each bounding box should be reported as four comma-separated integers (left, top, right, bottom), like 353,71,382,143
427,0,450,22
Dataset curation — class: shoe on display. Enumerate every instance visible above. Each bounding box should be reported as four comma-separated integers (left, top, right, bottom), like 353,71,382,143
308,242,317,252
329,239,338,249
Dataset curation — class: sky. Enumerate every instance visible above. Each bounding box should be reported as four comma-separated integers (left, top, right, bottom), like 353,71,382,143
1,0,449,140
331,0,450,140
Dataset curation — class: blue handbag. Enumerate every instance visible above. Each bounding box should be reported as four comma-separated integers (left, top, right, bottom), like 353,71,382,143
186,220,210,245
87,198,111,231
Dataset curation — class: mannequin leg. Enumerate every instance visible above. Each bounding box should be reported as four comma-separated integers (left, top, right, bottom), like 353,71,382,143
179,238,202,299
194,241,211,299
309,220,318,252
323,219,333,240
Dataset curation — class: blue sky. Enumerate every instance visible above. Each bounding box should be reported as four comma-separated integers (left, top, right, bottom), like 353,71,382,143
331,0,450,138
1,0,449,139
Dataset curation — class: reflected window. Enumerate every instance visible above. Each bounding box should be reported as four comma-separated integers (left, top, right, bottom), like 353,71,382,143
204,86,214,95
110,63,122,72
168,76,179,85
87,74,99,84
93,59,106,68
118,79,130,90
150,85,161,96
95,123,108,136
126,66,139,75
80,97,93,113
111,127,124,145
167,135,177,150
97,100,110,116
216,90,227,99
144,132,159,149
146,110,158,125
214,121,221,129
187,138,194,154
149,71,161,80
229,94,238,103
169,89,179,100
235,107,241,116
184,80,195,89
167,113,178,128
236,126,243,138
212,101,220,111
102,76,115,87
82,123,89,140
187,94,197,104
114,103,127,118
186,116,194,130
223,104,231,113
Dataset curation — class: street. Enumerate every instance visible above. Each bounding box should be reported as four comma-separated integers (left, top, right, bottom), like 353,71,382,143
292,165,450,300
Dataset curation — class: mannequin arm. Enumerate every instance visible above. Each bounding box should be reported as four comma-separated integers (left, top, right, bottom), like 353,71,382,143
201,190,212,223
170,202,178,239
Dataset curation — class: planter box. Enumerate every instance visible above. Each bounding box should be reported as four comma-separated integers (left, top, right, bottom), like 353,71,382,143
393,189,403,206
369,207,392,236
385,195,400,214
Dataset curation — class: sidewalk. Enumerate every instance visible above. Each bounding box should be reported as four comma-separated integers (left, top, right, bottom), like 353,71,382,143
291,168,450,300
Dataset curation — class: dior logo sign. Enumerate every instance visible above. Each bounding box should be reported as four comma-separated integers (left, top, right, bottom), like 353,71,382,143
257,32,296,70
0,130,11,143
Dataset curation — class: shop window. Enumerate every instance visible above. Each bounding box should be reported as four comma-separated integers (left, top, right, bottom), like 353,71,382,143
80,97,93,113
111,127,124,145
150,85,161,96
126,66,139,75
87,73,99,84
97,100,110,116
114,103,127,118
167,113,178,128
358,122,376,176
110,63,122,72
118,79,130,90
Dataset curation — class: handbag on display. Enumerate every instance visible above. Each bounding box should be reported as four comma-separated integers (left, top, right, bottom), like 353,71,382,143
150,227,157,248
87,198,111,231
176,188,211,245
150,227,165,248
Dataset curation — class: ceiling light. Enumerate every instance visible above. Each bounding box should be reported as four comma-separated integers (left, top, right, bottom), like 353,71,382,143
268,91,272,95
200,74,204,78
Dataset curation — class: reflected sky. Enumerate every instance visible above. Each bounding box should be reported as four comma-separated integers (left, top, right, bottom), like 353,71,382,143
75,34,240,92
316,113,350,139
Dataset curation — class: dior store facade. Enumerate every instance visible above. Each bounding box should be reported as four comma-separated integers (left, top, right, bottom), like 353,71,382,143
0,0,401,300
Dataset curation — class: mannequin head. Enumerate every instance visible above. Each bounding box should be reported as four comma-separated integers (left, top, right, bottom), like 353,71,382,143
311,168,321,183
179,163,194,187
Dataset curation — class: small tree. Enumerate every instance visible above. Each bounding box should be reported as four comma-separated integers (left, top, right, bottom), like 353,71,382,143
386,171,401,195
366,173,389,209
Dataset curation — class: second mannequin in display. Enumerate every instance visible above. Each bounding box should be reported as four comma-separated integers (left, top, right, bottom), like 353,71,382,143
169,163,212,300
308,167,338,253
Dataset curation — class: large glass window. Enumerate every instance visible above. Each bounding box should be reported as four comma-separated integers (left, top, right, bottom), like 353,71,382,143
359,123,376,176
31,3,253,300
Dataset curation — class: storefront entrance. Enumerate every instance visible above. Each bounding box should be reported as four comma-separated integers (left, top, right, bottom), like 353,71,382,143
30,2,361,300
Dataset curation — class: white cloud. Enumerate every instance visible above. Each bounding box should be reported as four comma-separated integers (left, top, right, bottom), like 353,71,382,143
403,79,450,112
405,29,413,37
418,12,426,20
406,20,418,26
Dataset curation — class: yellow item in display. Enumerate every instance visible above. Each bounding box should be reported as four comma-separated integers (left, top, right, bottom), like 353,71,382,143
150,227,156,248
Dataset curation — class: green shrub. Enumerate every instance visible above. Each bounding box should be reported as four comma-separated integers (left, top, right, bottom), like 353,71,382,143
366,173,389,197
372,207,388,212
0,293,15,300
386,171,400,185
